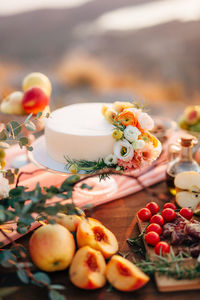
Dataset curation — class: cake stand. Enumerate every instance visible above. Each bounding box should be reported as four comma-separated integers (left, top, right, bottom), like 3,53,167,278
28,135,118,199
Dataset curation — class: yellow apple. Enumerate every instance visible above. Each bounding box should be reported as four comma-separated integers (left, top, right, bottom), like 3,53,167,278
22,72,52,97
0,91,26,115
69,246,106,289
29,224,75,272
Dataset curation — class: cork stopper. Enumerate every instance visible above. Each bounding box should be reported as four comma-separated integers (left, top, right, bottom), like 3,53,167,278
180,137,193,147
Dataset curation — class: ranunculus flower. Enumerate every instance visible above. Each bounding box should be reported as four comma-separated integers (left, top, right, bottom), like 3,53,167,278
112,129,123,140
118,110,137,126
138,112,154,130
113,101,134,113
105,109,117,124
104,154,118,165
0,173,10,199
114,139,134,162
124,125,141,142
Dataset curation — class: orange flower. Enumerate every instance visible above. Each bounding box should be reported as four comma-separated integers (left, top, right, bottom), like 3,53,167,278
142,132,159,148
118,111,137,126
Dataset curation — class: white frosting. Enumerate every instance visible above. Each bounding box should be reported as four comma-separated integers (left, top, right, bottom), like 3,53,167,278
45,103,114,163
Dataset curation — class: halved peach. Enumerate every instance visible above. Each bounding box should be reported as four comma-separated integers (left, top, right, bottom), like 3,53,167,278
106,255,149,291
76,218,118,258
69,246,106,289
52,213,84,232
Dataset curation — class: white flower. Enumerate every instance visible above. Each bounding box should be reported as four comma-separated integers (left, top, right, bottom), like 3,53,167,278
124,125,141,142
104,154,117,166
0,173,10,199
126,108,141,116
114,139,134,162
132,139,145,150
138,112,154,130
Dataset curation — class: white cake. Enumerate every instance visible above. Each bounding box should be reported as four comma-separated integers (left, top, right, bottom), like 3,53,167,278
45,103,114,163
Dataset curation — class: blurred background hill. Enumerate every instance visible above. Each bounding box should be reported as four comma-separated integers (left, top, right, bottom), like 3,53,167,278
0,0,200,117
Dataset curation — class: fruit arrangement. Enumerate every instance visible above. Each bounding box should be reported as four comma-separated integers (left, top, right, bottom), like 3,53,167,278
175,171,200,215
0,72,51,115
179,105,200,132
29,212,149,291
137,201,199,256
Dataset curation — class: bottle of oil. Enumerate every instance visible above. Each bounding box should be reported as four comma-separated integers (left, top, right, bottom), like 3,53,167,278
166,137,200,195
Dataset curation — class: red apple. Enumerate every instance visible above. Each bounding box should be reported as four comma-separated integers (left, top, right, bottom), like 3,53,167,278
22,87,49,115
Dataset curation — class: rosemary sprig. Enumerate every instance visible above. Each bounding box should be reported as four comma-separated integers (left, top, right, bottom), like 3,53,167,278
127,226,147,257
136,250,200,280
65,157,108,173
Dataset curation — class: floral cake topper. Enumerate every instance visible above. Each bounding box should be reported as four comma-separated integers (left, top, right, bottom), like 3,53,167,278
66,101,161,174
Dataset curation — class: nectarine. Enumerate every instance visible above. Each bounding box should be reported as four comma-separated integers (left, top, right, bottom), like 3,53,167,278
29,224,75,272
69,246,106,289
22,72,52,96
22,87,49,114
77,218,118,258
106,255,149,291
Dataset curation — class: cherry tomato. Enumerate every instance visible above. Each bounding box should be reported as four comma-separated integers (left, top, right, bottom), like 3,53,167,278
163,202,176,210
145,231,160,246
155,241,170,255
146,223,162,235
179,207,193,220
161,208,176,222
138,208,152,222
150,214,164,226
145,202,159,215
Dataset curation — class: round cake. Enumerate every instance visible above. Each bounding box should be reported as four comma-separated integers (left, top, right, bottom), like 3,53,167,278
45,103,114,163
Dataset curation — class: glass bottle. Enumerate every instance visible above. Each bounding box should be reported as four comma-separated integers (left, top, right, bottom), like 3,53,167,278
166,137,200,195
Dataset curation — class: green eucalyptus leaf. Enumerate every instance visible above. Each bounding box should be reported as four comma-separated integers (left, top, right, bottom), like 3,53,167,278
19,215,35,226
16,226,28,235
33,272,51,286
6,121,21,136
36,112,42,118
17,269,30,284
0,129,7,141
0,250,17,267
44,206,59,215
80,183,93,190
9,186,26,197
0,211,5,222
24,121,36,131
19,137,29,146
26,146,33,151
24,113,33,124
49,290,65,300
65,175,80,185
21,202,33,214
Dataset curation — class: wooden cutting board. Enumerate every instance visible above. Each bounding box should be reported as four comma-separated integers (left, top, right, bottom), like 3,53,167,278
137,217,200,292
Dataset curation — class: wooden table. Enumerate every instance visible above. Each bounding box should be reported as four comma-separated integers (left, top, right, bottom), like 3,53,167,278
1,181,200,300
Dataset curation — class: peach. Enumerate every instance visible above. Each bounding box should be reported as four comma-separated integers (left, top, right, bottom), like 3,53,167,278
69,246,106,289
0,91,26,115
22,86,49,115
22,72,52,96
29,224,75,272
76,218,118,258
106,255,149,291
52,212,84,232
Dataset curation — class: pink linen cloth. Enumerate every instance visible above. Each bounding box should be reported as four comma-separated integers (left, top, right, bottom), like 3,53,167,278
1,139,168,245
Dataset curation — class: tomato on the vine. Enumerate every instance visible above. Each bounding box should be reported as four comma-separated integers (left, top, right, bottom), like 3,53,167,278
150,214,164,226
145,231,160,246
179,207,193,220
155,241,170,255
138,208,152,222
163,202,176,210
146,223,162,235
145,202,159,215
161,208,176,222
